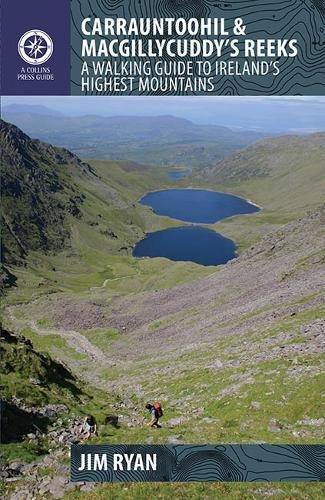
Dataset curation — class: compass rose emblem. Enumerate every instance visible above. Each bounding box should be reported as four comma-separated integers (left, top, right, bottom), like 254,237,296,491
18,30,53,65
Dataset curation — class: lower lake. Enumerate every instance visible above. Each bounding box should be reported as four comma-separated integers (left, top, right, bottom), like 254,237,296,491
133,226,236,266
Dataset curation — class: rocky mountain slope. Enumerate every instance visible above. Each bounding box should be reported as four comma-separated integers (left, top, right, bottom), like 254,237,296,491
0,120,210,304
0,120,182,292
0,328,124,498
0,120,89,265
0,328,82,442
4,205,324,498
29,206,325,365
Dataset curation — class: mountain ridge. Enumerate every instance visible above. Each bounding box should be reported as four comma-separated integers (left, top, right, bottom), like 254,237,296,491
2,108,267,168
198,132,325,181
2,104,63,117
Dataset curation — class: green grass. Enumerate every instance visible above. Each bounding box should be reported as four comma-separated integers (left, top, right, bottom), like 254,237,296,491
190,134,325,251
64,481,325,500
0,442,49,464
3,303,324,496
4,249,212,308
36,318,53,328
82,328,121,352
7,136,323,304
20,327,86,362
3,156,214,302
0,334,83,407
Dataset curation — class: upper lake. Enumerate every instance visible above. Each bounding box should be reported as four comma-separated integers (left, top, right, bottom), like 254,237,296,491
139,189,259,223
168,169,191,181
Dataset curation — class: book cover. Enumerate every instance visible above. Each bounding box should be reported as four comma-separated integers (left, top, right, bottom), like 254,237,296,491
1,1,324,497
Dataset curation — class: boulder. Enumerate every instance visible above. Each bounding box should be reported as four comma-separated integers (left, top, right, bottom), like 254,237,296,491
268,418,283,432
167,416,187,427
167,435,183,444
250,401,261,410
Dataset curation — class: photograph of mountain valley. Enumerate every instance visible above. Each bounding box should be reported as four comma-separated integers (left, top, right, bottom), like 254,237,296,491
1,96,324,499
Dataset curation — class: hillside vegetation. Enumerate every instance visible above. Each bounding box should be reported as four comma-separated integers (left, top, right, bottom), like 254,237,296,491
0,328,82,449
0,119,167,265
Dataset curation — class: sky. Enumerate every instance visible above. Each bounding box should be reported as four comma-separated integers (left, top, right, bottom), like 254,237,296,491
2,96,325,132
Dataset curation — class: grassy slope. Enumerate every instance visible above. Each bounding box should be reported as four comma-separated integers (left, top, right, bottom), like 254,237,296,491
0,117,213,306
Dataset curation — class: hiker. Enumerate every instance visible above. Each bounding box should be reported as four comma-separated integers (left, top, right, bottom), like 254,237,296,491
82,414,97,439
145,402,163,428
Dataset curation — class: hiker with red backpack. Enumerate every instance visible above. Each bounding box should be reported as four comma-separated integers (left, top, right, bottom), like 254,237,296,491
145,402,163,428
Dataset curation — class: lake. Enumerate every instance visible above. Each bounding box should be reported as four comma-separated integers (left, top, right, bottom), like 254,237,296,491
139,189,259,223
133,188,260,266
133,226,236,266
168,169,191,181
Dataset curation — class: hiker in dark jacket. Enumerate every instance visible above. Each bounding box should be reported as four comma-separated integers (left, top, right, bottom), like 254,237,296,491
145,403,162,428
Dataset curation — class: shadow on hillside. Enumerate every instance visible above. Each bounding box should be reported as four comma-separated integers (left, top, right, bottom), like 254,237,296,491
0,401,50,443
41,355,83,397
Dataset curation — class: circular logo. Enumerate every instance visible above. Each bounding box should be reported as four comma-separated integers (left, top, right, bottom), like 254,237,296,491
18,30,53,65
